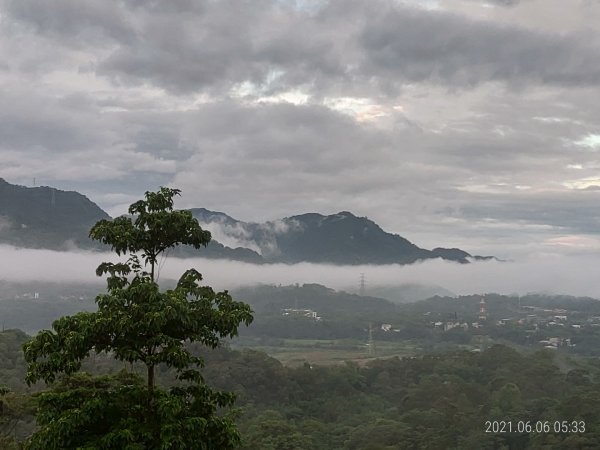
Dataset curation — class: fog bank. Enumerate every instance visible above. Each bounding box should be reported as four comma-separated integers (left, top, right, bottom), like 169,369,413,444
0,245,598,299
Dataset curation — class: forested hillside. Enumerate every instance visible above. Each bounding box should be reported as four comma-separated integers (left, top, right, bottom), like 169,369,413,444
1,329,599,449
0,179,109,250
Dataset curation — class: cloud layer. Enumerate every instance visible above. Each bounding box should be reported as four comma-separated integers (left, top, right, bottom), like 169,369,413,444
1,245,599,299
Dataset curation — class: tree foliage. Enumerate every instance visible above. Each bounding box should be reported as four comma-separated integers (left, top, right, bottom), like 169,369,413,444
22,187,253,449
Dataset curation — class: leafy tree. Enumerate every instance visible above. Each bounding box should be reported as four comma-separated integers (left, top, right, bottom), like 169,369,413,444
0,385,34,450
0,385,26,449
22,187,253,449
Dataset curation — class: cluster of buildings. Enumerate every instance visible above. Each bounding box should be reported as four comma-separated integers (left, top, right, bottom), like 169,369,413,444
13,291,88,301
494,306,585,329
14,291,40,299
539,337,573,349
282,308,322,321
423,297,599,350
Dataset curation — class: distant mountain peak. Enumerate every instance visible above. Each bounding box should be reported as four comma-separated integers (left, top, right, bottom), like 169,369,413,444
189,207,239,224
191,207,490,265
334,211,356,217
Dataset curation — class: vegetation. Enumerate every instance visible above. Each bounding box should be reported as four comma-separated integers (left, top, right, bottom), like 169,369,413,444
0,177,109,250
20,187,253,449
3,329,600,449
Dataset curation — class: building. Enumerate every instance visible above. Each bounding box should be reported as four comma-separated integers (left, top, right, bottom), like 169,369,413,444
282,308,322,321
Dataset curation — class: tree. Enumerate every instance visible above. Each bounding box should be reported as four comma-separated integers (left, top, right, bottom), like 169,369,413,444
22,187,254,449
0,385,33,450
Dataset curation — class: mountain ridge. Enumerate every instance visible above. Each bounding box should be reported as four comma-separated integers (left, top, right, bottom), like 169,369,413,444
191,207,494,265
0,179,493,265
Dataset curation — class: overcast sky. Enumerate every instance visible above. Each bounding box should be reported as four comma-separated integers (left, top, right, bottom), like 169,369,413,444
2,0,600,260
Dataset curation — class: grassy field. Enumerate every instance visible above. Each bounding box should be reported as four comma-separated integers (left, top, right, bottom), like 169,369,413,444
232,337,420,367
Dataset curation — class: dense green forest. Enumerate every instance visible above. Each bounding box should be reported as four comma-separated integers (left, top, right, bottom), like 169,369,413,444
1,328,599,449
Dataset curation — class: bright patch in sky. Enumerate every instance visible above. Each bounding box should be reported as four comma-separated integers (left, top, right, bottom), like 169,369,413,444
544,235,600,249
563,177,600,190
405,0,441,10
574,134,600,149
258,90,310,105
323,97,390,122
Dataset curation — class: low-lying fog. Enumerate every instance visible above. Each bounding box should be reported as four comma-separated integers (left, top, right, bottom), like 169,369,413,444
1,245,598,299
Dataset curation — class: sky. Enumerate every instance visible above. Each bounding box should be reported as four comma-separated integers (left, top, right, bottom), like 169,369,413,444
2,0,600,261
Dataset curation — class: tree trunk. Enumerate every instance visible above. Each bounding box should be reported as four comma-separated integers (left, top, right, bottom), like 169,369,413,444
148,364,155,392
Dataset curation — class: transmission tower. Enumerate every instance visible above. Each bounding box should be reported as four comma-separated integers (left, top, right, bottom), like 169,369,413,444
359,273,366,296
367,322,374,356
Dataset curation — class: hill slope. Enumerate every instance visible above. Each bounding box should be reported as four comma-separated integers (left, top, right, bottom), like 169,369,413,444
0,178,109,250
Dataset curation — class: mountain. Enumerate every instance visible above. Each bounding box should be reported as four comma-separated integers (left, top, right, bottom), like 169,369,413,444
276,211,436,264
191,208,493,264
363,283,456,303
0,178,109,250
0,179,492,264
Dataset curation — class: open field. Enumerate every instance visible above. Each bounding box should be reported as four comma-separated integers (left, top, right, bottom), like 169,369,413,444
233,337,420,367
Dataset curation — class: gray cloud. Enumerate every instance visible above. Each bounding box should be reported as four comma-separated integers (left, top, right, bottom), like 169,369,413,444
171,101,413,220
6,0,600,96
458,190,600,235
357,5,600,90
6,0,134,46
97,0,350,95
481,0,524,6
96,2,600,94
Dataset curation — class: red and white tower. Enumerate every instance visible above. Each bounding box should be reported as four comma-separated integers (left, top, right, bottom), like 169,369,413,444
478,297,487,321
